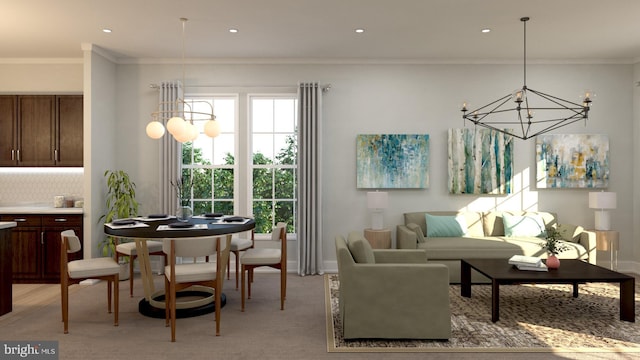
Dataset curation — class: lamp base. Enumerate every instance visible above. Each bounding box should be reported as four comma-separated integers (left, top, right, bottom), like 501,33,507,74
594,210,611,231
371,211,384,231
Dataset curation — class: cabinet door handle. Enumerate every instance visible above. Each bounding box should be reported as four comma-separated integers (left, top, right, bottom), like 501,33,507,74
17,149,20,162
41,232,44,245
54,149,59,161
13,218,27,222
11,149,15,161
54,218,68,222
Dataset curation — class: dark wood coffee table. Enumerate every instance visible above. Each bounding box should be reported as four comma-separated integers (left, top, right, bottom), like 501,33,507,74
461,258,635,323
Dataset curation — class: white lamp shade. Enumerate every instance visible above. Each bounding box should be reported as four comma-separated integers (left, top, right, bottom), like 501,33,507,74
588,192,617,209
145,121,165,139
166,116,186,136
204,120,220,138
367,191,388,209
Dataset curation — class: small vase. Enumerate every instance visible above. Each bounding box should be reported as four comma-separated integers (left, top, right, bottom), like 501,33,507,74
176,205,193,222
546,254,560,269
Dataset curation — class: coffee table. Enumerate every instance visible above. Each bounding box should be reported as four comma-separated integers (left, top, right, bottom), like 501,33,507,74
461,258,635,323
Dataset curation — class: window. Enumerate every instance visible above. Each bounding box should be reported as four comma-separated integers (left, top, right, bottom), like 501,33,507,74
181,93,297,236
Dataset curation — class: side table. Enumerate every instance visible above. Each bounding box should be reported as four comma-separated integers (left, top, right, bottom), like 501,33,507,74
363,228,392,249
590,229,619,270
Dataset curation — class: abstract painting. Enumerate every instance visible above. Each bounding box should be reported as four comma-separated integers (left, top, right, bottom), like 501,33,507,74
536,134,609,188
356,134,429,189
448,128,513,194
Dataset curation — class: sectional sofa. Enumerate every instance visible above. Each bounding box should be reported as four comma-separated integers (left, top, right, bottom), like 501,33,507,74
396,211,596,283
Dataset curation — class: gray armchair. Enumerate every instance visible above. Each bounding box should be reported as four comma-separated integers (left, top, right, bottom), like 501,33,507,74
335,231,451,340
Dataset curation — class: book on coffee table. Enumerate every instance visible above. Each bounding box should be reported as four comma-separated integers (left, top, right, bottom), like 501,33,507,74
508,255,542,267
515,263,548,271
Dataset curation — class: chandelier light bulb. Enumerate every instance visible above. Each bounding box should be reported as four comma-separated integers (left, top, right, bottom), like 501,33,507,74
167,116,186,136
204,120,221,138
461,101,469,112
146,121,165,139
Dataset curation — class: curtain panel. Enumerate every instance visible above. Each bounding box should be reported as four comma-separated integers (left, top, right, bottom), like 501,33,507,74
297,82,324,275
158,81,183,214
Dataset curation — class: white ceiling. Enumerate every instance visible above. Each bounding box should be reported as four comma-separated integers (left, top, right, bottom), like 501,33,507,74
2,0,640,63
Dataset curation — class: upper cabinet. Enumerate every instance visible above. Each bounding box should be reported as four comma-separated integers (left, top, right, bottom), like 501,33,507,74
0,95,83,167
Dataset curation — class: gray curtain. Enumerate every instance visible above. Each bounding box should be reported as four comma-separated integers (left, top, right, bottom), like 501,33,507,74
158,81,183,214
297,82,324,275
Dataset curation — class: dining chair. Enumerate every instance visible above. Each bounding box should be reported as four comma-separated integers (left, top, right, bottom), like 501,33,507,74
240,222,287,311
115,240,167,297
60,230,120,334
227,229,254,289
163,234,232,342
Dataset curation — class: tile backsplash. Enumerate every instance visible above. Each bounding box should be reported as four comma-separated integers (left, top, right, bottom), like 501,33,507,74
0,168,84,206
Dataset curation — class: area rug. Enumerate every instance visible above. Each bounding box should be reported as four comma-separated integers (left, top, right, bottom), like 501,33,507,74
325,274,640,353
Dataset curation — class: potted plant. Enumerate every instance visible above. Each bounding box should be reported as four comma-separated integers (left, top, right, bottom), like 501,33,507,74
99,170,140,280
540,227,569,269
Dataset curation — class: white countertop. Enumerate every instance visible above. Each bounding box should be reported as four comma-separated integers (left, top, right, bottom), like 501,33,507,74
0,222,17,229
0,206,83,215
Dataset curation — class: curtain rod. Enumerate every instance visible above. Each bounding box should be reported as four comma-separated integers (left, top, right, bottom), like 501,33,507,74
149,83,331,92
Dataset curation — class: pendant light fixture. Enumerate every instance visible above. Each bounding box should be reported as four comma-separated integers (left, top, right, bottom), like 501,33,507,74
146,18,219,142
461,17,594,140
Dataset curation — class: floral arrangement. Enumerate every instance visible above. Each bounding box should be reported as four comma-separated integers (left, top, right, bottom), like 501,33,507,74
540,227,570,255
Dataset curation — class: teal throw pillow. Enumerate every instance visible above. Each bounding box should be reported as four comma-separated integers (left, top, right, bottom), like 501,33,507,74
425,214,468,237
503,213,546,237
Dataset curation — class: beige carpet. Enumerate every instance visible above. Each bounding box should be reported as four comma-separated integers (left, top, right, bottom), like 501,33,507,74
325,274,640,353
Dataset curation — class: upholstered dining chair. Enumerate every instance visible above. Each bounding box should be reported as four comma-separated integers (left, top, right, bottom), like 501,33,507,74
115,240,167,297
240,222,287,311
60,230,120,334
227,229,254,289
163,234,231,342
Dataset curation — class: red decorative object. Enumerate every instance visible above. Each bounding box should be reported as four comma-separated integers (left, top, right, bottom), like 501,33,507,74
546,254,560,269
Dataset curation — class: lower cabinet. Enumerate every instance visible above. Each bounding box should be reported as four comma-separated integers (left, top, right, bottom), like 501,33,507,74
0,214,83,284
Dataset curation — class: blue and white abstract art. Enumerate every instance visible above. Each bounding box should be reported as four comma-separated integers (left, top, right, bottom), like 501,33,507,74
356,134,429,189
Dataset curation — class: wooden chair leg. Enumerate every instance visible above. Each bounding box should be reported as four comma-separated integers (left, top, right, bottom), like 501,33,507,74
280,268,286,310
114,275,119,326
234,251,240,289
129,255,135,297
241,264,246,312
107,279,112,314
164,276,170,327
61,282,69,334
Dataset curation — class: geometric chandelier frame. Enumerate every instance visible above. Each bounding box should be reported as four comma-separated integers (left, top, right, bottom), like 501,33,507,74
461,17,593,140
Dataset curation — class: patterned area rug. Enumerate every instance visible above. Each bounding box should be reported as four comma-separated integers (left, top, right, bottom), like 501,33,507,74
325,274,640,353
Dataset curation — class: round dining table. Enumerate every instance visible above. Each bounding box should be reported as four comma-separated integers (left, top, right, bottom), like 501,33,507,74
104,215,255,318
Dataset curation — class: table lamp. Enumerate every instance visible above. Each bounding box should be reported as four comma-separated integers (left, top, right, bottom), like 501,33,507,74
588,191,617,230
367,191,388,230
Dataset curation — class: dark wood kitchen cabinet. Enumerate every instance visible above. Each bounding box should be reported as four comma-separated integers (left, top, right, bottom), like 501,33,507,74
0,95,83,167
0,214,83,283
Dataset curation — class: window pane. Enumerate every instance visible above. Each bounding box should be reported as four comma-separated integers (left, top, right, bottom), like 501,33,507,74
275,201,294,232
252,99,273,132
215,201,234,215
214,168,233,199
274,99,295,132
275,168,295,198
214,98,235,133
193,168,212,199
193,201,211,215
213,133,235,165
253,168,273,198
252,200,273,233
253,134,274,163
274,134,296,165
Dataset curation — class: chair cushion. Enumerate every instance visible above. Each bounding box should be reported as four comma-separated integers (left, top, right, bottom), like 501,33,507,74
164,263,217,283
68,257,120,279
116,240,164,255
241,248,281,265
406,223,426,243
231,237,253,251
347,235,375,264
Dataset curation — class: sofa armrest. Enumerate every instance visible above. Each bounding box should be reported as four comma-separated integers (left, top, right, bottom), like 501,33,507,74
396,225,418,249
373,249,428,263
579,230,597,264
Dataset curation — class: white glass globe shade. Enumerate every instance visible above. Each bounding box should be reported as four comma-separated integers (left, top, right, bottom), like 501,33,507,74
166,116,186,136
173,128,191,143
204,120,220,138
145,121,165,139
185,122,199,141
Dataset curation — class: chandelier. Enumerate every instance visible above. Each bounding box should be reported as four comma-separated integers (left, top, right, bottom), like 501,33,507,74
145,18,219,142
461,17,593,140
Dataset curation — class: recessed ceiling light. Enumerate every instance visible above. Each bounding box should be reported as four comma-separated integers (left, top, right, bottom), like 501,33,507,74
481,28,491,33
102,28,112,33
355,28,365,34
229,28,238,33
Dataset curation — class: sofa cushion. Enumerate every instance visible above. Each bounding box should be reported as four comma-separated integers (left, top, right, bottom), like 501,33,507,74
406,223,426,243
483,211,558,236
556,223,584,243
503,213,546,237
425,214,467,237
347,234,375,263
404,211,484,237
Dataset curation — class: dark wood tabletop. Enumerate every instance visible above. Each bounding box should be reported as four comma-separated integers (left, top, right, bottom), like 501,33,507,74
104,216,255,239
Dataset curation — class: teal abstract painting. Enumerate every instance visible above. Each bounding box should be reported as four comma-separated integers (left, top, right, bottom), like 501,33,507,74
356,134,429,189
536,134,609,188
448,128,513,194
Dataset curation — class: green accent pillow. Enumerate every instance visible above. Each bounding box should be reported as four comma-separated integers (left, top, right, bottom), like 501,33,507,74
425,214,468,237
347,235,375,263
503,214,546,237
556,223,584,243
406,223,426,243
